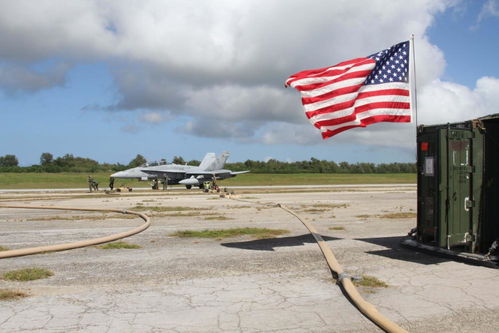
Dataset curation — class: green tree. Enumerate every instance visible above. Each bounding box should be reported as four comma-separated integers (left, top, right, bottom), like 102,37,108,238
128,154,147,168
172,156,185,164
40,152,53,166
0,154,19,167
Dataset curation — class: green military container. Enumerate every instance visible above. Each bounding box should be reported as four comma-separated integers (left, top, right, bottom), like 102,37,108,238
417,114,499,255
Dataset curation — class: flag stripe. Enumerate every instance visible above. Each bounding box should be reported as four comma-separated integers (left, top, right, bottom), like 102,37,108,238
285,58,371,85
320,109,412,132
309,93,411,124
288,61,375,90
321,114,412,139
301,84,363,104
313,102,410,128
304,83,410,118
291,68,374,92
286,41,411,139
303,87,410,113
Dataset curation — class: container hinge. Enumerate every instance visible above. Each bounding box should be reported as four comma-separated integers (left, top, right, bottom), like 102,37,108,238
465,197,474,210
464,232,475,243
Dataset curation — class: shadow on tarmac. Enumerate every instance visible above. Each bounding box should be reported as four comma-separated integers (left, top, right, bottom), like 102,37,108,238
356,235,450,265
221,234,339,251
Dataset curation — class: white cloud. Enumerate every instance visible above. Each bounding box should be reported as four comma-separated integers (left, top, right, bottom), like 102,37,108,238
260,76,499,149
419,77,499,125
260,120,416,149
0,1,449,86
260,123,321,145
140,111,171,124
182,85,301,123
0,62,70,94
477,0,499,24
2,0,499,150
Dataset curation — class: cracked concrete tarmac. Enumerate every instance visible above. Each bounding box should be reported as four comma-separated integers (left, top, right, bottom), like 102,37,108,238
0,186,498,332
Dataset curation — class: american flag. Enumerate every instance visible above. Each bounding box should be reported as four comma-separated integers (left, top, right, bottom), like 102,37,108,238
285,41,411,139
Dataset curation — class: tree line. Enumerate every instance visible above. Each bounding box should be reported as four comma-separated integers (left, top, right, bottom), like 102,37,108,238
0,153,416,174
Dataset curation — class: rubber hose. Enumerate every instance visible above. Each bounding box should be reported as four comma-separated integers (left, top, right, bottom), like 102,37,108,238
226,195,408,333
0,204,151,259
278,204,408,333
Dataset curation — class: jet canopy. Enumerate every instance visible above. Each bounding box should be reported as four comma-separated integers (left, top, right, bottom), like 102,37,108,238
140,159,168,167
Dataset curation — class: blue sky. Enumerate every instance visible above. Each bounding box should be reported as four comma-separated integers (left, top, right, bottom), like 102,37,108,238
1,0,499,166
428,2,499,85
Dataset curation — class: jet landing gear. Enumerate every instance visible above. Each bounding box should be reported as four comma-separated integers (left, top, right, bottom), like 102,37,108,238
152,177,169,190
183,184,201,190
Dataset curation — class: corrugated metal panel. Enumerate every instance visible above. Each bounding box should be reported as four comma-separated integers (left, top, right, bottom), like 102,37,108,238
416,117,493,254
417,114,499,255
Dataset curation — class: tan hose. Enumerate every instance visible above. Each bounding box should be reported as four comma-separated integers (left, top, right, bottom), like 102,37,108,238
0,204,151,259
278,204,408,333
227,196,408,333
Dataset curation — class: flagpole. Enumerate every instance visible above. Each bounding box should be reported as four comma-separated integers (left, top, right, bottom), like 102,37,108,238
410,34,418,128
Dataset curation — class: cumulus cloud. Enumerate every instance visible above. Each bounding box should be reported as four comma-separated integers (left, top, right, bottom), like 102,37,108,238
260,122,322,146
259,76,499,148
183,85,301,123
181,118,259,139
140,111,171,124
259,120,416,148
476,0,499,25
419,76,499,123
1,0,499,150
0,62,70,94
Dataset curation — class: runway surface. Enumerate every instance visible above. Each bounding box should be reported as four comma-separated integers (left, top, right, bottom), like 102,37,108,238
1,186,497,332
0,183,416,193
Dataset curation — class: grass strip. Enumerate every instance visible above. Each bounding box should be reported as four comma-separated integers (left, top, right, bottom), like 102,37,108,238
354,275,388,288
307,203,349,209
378,212,416,219
0,246,9,251
170,227,289,239
303,208,327,213
3,268,54,281
329,226,345,231
131,206,202,212
356,212,416,219
26,214,137,221
0,172,416,189
203,216,233,220
97,241,141,249
0,289,29,301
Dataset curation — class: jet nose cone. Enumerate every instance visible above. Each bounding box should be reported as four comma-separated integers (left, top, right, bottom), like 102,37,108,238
110,171,123,178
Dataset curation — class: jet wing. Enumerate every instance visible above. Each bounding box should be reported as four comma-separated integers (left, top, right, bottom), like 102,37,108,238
140,168,185,174
185,169,231,177
230,171,250,175
185,169,249,178
139,169,187,178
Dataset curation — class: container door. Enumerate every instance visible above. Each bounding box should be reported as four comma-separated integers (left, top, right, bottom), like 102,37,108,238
417,130,439,244
446,129,473,248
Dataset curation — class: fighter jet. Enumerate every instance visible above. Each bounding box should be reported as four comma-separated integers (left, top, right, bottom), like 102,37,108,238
110,152,248,189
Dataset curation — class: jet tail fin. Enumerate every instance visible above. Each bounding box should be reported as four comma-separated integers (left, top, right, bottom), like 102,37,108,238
214,151,229,170
199,152,230,171
198,153,216,170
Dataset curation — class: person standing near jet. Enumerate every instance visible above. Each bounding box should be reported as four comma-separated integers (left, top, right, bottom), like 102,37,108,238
162,176,169,190
88,176,93,192
88,176,98,192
